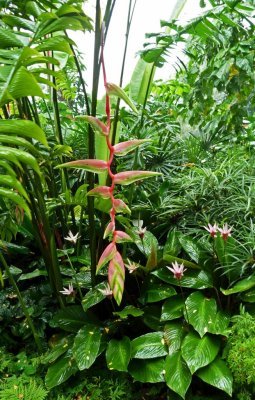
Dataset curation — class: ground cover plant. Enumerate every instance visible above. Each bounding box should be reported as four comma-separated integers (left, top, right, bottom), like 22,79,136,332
1,0,255,399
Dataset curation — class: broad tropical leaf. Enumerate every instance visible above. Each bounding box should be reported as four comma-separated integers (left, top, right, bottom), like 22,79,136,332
165,351,192,399
128,358,165,383
106,337,131,372
185,292,217,337
181,332,220,374
72,324,102,370
131,332,168,359
197,358,233,396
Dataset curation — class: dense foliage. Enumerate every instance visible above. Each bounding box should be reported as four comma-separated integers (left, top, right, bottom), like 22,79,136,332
1,0,255,399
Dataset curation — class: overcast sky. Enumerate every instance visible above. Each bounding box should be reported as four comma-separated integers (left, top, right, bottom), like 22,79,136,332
71,1,209,96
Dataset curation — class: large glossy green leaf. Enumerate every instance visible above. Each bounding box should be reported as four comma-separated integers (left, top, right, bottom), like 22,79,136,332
165,351,192,399
142,304,163,330
0,119,48,145
42,334,74,364
221,275,255,295
129,58,155,104
50,305,96,333
153,268,212,289
139,278,176,304
164,322,186,353
131,332,168,359
185,292,217,337
106,336,131,372
178,235,203,263
128,358,165,383
207,310,230,336
197,358,233,396
163,229,181,257
161,295,184,322
72,324,102,370
45,349,78,389
81,281,106,311
181,332,220,374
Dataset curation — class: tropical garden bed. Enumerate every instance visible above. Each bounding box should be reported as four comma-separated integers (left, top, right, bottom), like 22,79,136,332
1,0,255,399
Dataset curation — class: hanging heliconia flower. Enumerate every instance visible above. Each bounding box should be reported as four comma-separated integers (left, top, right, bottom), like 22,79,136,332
57,24,160,305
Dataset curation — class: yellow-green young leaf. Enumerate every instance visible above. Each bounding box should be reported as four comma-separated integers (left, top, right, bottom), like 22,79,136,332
0,188,31,218
56,159,108,173
7,66,44,103
106,337,131,372
35,17,85,38
0,147,41,175
0,135,40,155
113,139,150,156
35,36,73,54
0,120,48,145
0,27,24,48
79,115,109,136
114,171,161,185
106,83,138,114
165,351,192,399
108,251,125,306
0,175,29,201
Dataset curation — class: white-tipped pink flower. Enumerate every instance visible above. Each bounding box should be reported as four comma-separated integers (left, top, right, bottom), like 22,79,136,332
167,261,186,280
133,219,147,239
64,230,80,244
60,283,75,296
204,223,218,238
98,283,113,298
218,223,232,241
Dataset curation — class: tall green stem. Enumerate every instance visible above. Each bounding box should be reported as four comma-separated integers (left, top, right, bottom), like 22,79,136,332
0,252,43,353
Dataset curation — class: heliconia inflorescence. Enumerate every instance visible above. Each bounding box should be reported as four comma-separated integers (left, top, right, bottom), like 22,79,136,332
57,24,160,305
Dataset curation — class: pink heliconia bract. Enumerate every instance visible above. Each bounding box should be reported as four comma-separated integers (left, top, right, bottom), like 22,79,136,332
87,185,111,198
112,198,131,214
113,139,149,156
103,221,115,239
114,230,132,243
108,251,125,305
96,242,117,273
83,115,109,136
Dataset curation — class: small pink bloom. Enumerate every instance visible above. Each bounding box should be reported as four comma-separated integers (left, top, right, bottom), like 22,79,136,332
218,223,232,241
64,230,80,244
60,283,75,296
167,261,186,280
204,223,218,238
133,220,146,239
98,283,113,298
